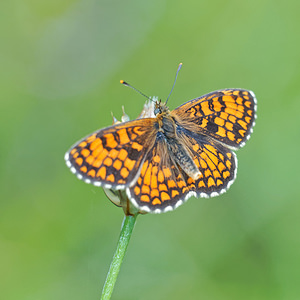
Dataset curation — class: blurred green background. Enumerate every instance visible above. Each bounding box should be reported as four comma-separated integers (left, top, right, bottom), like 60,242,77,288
1,0,300,299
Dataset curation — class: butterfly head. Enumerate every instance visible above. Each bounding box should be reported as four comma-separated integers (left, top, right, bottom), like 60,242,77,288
154,99,169,116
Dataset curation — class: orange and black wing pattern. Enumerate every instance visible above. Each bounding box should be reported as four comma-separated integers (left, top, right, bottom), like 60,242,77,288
65,118,156,189
126,137,192,213
172,89,257,149
126,127,237,213
179,128,237,198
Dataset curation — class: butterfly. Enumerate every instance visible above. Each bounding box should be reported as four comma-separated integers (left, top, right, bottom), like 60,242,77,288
65,82,257,214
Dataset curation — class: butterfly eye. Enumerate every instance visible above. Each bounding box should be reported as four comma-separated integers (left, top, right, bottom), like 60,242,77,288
154,107,161,115
154,100,163,115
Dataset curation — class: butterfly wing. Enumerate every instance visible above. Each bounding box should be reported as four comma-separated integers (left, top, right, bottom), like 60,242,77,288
177,127,237,198
65,118,157,189
126,135,192,213
172,89,257,149
126,126,237,213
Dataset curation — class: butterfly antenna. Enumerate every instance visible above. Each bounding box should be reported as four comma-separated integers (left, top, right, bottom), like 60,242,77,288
120,80,154,102
166,63,182,105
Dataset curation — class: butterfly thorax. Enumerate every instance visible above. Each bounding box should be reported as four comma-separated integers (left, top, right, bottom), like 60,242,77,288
154,100,202,181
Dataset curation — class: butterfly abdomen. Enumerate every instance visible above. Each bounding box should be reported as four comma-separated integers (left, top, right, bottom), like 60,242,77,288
167,138,201,180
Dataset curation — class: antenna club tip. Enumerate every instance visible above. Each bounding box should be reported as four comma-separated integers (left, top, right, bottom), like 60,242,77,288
120,80,124,84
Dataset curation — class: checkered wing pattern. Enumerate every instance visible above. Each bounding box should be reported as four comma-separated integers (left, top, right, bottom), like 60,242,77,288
126,128,237,213
172,89,257,149
178,128,237,197
126,137,192,213
65,119,156,189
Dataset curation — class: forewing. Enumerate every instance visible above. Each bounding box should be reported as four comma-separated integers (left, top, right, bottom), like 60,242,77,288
126,136,193,214
65,118,157,189
172,89,257,149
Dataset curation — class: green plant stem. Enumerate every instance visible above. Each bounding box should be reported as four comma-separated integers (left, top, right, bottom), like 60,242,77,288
100,214,138,300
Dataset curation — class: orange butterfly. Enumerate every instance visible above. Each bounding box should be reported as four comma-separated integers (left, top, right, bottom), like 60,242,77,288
65,69,256,213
